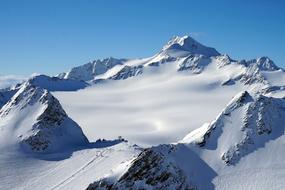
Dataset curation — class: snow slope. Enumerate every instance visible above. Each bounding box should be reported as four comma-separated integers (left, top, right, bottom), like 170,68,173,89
91,90,285,190
0,142,140,190
54,61,246,146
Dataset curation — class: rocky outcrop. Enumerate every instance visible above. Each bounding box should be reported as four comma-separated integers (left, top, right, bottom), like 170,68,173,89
110,65,143,80
87,145,194,190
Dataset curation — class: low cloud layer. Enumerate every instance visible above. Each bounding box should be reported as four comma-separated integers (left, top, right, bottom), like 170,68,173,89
0,75,27,89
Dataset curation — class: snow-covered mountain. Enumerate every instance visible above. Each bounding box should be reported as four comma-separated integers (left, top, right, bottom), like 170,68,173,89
181,91,285,164
51,36,284,147
0,74,89,108
0,81,89,153
55,36,282,90
0,35,285,190
58,57,127,81
161,35,220,57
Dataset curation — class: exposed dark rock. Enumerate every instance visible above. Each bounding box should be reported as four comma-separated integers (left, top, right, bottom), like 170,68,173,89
110,65,143,80
87,145,195,190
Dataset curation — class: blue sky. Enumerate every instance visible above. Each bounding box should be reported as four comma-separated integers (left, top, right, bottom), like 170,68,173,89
0,0,284,75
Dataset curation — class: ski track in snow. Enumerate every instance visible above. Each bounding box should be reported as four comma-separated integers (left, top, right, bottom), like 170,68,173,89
50,149,110,190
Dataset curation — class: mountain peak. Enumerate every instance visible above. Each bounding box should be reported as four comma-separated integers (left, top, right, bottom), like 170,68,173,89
162,35,220,57
0,82,89,153
240,56,280,72
256,56,280,71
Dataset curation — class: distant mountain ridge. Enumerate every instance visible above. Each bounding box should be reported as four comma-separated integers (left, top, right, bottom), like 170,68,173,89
54,35,282,87
1,35,282,92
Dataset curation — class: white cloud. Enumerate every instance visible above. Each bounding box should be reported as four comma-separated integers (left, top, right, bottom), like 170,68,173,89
189,32,207,37
0,75,27,89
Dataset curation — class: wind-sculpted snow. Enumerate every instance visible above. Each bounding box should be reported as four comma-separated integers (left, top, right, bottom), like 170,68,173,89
0,82,89,153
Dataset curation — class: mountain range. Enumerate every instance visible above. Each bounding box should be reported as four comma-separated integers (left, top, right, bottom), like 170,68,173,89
0,35,285,190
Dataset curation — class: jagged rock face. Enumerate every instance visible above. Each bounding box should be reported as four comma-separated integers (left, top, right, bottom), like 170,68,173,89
221,95,285,164
60,57,126,81
260,85,285,95
0,93,4,108
0,83,89,153
110,65,143,80
191,91,285,165
178,55,211,74
87,145,194,190
22,91,68,152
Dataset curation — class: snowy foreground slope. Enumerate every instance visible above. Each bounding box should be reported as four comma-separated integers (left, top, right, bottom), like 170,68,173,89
0,80,140,190
0,35,285,190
